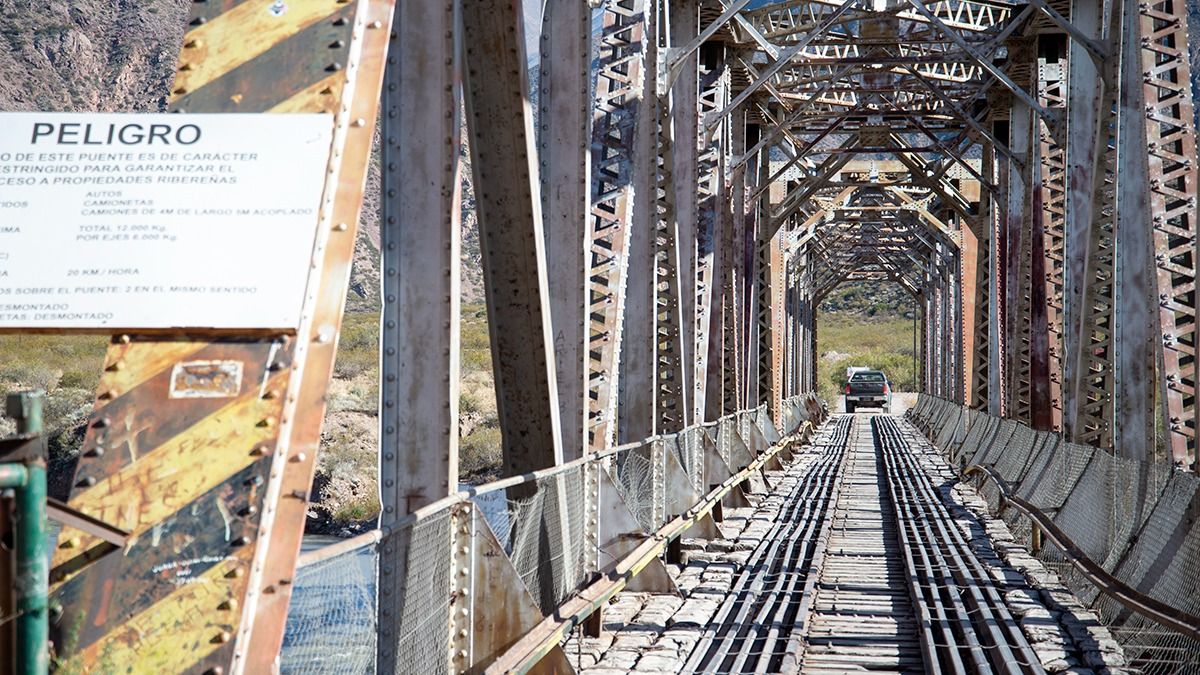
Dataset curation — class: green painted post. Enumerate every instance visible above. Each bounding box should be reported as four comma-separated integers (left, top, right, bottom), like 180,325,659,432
5,391,47,675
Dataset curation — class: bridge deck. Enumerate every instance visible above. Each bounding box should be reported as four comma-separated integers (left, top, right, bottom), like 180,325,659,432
566,414,1127,674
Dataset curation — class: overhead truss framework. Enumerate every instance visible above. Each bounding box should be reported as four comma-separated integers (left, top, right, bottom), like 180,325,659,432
32,0,1198,671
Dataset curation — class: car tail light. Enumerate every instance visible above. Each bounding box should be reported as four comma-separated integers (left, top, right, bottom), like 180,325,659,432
883,383,890,394
844,383,851,394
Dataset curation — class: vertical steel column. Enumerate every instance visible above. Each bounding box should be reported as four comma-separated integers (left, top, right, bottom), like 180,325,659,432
460,0,564,472
671,0,699,427
962,214,982,405
587,0,648,451
769,225,786,420
619,0,661,442
723,109,746,415
697,44,728,422
381,1,459,512
1114,0,1158,461
1029,124,1054,430
1037,43,1068,431
1005,98,1033,423
540,0,593,460
988,120,1006,416
745,125,764,408
379,3,457,669
1141,0,1200,467
652,0,688,434
1062,0,1117,447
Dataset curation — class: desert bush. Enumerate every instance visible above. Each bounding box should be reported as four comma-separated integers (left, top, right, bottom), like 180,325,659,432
817,315,919,403
333,312,380,379
460,425,502,482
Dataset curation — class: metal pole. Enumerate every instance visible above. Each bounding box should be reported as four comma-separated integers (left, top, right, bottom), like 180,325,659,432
5,391,47,675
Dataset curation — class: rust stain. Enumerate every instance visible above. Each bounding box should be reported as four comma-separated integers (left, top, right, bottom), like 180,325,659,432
53,370,287,568
169,360,244,399
57,550,251,672
268,70,345,113
94,578,114,627
171,0,343,98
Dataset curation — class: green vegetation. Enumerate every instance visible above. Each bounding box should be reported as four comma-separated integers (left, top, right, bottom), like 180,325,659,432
459,303,502,482
0,335,105,393
0,335,106,463
333,312,379,380
816,283,918,404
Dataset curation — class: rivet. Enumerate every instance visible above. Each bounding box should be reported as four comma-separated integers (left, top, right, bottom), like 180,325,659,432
75,476,97,488
290,452,307,463
225,567,244,579
334,222,349,231
213,630,232,644
218,599,239,611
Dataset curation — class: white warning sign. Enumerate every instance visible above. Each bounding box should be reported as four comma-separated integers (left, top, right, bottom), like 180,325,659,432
0,112,334,330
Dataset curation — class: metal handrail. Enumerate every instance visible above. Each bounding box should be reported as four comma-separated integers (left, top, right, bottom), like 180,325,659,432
485,417,820,674
964,463,1200,642
385,402,788,533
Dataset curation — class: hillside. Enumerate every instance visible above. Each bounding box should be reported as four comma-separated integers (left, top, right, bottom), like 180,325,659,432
816,280,918,404
0,0,510,531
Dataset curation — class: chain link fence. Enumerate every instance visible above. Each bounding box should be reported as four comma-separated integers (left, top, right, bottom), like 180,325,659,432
280,394,824,674
908,395,1200,672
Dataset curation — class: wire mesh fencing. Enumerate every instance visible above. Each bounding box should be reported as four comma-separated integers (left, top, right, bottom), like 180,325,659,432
281,537,379,675
281,399,824,675
907,394,1200,672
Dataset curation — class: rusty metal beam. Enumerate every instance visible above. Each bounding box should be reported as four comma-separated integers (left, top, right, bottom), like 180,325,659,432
377,1,458,670
540,1,593,460
588,0,647,451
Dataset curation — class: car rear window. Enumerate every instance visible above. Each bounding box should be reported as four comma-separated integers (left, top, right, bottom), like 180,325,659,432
851,372,885,382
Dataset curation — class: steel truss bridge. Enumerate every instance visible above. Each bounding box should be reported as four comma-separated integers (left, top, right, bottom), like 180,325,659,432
16,0,1200,673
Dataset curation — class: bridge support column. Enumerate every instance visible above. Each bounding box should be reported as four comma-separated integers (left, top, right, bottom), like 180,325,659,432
1113,0,1158,462
671,0,699,429
377,4,459,671
460,0,564,475
1140,0,1200,468
698,43,729,423
1005,98,1032,423
1062,0,1117,448
587,0,648,451
1037,40,1068,432
540,0,593,461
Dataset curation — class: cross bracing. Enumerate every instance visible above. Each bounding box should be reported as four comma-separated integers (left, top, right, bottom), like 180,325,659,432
31,0,1200,672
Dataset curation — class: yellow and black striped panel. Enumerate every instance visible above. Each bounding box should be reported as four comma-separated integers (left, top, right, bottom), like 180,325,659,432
48,1,360,671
